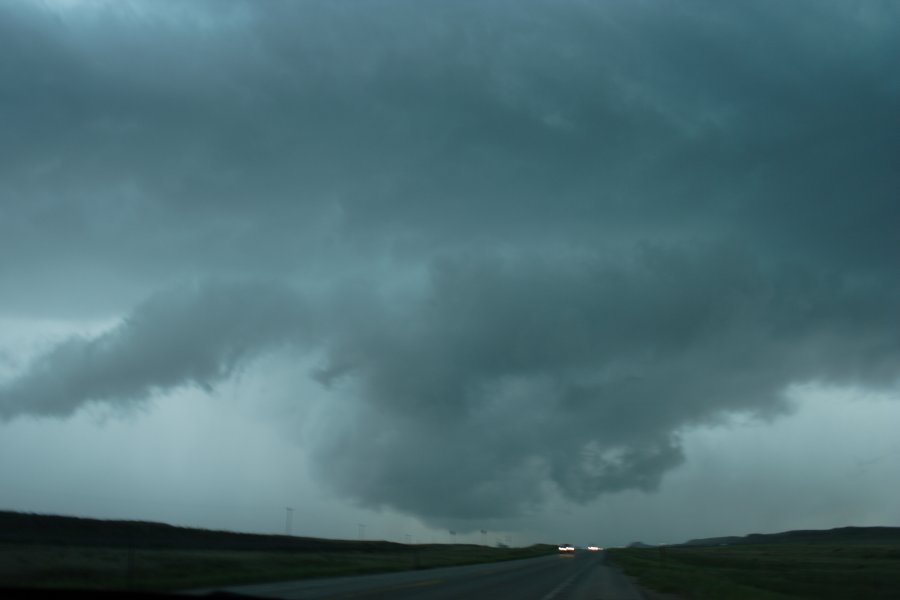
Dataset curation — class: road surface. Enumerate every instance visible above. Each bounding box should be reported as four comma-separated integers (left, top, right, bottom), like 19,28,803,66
191,550,650,600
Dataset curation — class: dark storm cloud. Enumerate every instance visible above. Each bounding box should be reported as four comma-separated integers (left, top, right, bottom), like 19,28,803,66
5,0,897,287
4,246,897,520
0,280,310,419
1,0,899,524
311,248,900,519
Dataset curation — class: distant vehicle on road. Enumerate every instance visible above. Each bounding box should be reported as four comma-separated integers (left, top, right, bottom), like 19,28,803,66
558,543,575,552
587,545,602,551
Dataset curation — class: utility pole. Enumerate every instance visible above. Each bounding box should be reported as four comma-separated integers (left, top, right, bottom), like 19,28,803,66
285,507,294,536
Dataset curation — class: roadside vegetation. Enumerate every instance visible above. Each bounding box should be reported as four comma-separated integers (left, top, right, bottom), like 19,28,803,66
0,512,554,591
608,543,900,600
0,541,554,591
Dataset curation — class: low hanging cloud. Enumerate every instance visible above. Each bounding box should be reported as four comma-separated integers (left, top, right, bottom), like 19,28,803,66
1,0,899,526
0,281,311,419
309,248,900,520
3,247,897,522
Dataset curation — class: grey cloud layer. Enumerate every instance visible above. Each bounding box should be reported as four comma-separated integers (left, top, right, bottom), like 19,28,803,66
4,0,898,289
3,249,897,520
0,281,310,419
1,0,899,524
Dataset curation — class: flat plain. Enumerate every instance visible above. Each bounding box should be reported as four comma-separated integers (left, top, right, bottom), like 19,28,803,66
609,540,900,600
0,511,554,591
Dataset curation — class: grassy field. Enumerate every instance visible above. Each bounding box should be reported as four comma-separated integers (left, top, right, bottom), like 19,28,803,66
0,542,555,591
608,543,900,600
0,512,554,591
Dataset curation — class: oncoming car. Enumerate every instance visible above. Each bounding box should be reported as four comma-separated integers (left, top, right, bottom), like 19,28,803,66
558,543,575,552
587,545,602,552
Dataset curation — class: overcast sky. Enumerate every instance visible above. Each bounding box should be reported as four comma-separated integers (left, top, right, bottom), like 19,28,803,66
1,0,899,548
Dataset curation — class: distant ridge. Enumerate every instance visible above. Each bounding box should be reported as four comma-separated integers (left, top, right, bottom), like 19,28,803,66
0,510,415,552
683,526,900,547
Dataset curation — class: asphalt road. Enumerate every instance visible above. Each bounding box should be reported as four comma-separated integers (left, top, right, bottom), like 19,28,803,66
192,551,647,600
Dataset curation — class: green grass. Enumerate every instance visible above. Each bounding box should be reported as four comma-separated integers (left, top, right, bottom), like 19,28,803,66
607,544,900,600
0,541,555,591
0,511,555,591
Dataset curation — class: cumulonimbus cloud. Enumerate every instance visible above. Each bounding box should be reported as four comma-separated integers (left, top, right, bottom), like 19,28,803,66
3,247,897,523
1,0,899,526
